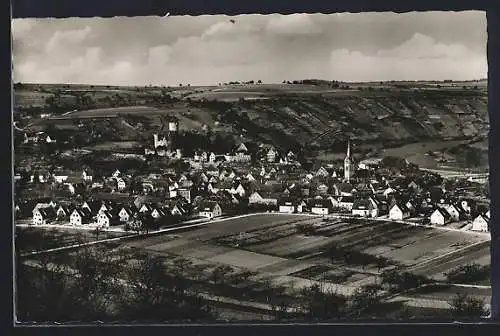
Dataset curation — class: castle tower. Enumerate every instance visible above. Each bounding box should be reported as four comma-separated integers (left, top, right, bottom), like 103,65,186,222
344,139,352,182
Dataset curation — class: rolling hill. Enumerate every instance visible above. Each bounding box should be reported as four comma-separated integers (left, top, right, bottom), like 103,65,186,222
13,81,488,167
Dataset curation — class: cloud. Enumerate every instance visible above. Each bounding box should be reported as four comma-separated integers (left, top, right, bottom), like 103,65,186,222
377,33,472,59
45,26,92,53
11,13,486,86
11,19,37,37
266,14,322,35
329,34,487,81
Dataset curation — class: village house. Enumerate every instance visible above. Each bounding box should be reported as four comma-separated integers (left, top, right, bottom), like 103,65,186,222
82,169,93,182
443,203,463,222
177,188,192,203
151,207,168,219
430,208,452,226
388,203,411,221
23,132,39,144
209,152,216,163
97,210,121,227
165,202,186,216
337,196,355,211
266,147,277,163
198,201,222,219
118,206,135,222
112,169,121,178
70,208,93,226
139,203,153,213
230,183,247,197
245,173,256,182
248,191,279,205
471,213,489,232
233,143,252,162
309,199,332,215
32,206,57,225
56,204,75,221
116,177,127,191
278,199,296,213
316,166,330,178
352,197,379,218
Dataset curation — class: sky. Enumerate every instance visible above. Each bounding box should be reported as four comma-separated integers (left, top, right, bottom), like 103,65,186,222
11,11,487,86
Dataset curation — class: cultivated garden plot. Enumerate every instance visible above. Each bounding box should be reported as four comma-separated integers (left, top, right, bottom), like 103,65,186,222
247,234,338,257
169,242,235,260
207,249,287,270
179,214,308,242
255,259,316,276
379,230,487,266
144,238,198,253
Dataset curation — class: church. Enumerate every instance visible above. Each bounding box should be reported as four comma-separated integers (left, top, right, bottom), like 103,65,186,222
344,139,354,182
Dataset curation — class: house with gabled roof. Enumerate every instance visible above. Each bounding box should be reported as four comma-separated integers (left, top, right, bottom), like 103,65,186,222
338,196,355,211
248,191,279,205
97,210,121,227
118,206,135,222
56,204,75,220
443,203,463,222
389,203,411,220
236,143,249,153
139,203,153,213
278,198,297,213
352,197,379,218
316,166,330,178
266,147,277,163
32,206,57,225
112,169,121,178
430,208,452,226
209,152,216,163
198,201,222,219
151,207,168,219
471,214,489,232
70,208,93,226
309,199,332,215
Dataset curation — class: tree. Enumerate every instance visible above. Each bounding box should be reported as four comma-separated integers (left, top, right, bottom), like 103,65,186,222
210,265,234,286
449,293,488,318
300,284,346,320
120,253,213,321
444,263,490,284
381,267,429,293
346,284,384,318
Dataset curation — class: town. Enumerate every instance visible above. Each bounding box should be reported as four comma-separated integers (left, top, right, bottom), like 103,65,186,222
16,117,490,234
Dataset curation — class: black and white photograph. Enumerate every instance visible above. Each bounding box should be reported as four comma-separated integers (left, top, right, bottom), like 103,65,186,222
12,11,491,323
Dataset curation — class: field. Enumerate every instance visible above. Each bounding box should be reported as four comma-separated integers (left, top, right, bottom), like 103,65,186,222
15,225,133,255
16,213,492,318
118,214,491,293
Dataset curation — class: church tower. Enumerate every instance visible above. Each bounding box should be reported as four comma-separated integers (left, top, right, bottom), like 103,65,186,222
344,139,352,182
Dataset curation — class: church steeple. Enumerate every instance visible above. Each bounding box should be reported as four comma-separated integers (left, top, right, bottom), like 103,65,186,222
344,139,352,182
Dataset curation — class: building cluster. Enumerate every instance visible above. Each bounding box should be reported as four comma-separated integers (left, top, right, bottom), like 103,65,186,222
15,120,490,233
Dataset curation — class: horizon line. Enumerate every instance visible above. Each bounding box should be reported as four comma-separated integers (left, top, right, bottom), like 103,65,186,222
13,78,488,88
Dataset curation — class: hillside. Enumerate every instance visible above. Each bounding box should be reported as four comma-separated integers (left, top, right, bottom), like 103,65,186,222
13,81,488,168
